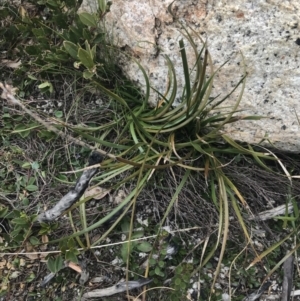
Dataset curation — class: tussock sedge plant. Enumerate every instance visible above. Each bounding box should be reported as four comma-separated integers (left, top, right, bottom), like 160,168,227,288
1,1,298,300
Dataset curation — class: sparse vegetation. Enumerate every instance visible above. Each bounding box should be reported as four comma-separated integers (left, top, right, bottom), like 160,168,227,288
1,1,300,301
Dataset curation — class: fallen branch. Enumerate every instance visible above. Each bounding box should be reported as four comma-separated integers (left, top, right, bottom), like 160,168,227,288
281,255,294,301
81,278,153,299
248,203,299,221
242,281,272,301
37,152,103,222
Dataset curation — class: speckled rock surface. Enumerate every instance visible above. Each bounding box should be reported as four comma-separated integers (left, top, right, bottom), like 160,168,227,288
81,0,300,152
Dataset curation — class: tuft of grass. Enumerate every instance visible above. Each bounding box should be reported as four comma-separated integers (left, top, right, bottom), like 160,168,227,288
1,1,300,300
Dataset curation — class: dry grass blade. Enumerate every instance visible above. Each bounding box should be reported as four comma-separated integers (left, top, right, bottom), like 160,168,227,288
210,175,229,297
